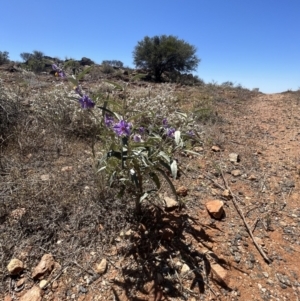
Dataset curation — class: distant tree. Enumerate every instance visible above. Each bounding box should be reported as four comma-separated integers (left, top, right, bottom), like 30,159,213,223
32,50,44,60
20,52,32,62
0,51,9,65
80,57,95,66
102,60,124,68
133,35,200,81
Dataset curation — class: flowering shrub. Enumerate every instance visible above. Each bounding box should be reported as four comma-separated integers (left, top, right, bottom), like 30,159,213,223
56,67,200,213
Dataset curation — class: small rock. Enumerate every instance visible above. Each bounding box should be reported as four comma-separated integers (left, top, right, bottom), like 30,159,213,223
193,147,203,152
125,229,133,238
211,263,229,284
262,272,269,278
61,166,73,172
234,253,241,263
248,174,257,181
163,196,178,210
79,285,87,293
205,200,224,219
39,280,48,289
211,146,221,152
7,258,24,275
222,189,231,198
229,153,240,163
180,264,190,275
52,280,58,290
95,258,107,275
16,278,25,288
19,286,42,301
231,170,241,177
10,208,26,220
176,186,188,196
254,237,264,246
40,174,50,181
32,254,55,280
174,261,183,270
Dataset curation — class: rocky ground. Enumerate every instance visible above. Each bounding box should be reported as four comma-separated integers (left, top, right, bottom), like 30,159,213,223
1,67,300,300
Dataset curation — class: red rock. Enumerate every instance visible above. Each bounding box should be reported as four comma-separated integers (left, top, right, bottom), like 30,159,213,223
176,186,188,196
211,146,221,152
19,286,42,301
211,263,229,285
205,200,224,219
32,254,55,280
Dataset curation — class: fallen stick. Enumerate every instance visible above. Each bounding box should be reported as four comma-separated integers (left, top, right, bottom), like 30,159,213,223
219,170,272,264
204,172,272,264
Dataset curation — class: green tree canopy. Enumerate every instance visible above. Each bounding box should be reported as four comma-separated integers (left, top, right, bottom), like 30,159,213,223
133,35,200,81
0,51,9,65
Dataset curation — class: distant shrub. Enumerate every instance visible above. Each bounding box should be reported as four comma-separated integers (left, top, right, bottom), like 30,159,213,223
101,60,124,68
64,59,80,74
27,58,46,73
101,63,115,74
221,81,234,87
0,51,9,65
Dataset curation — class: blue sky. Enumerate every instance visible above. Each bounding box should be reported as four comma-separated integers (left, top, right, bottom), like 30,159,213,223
1,0,299,93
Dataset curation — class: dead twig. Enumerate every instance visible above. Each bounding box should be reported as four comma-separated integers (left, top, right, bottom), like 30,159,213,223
219,170,272,264
204,173,245,205
251,218,259,233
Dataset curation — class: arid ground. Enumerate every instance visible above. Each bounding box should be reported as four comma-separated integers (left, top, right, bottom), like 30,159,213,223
1,66,300,300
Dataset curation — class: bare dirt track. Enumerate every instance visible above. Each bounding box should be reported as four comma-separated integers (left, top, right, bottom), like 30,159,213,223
1,67,300,300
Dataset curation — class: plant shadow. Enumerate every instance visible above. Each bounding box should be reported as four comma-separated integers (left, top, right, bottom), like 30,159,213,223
113,206,231,300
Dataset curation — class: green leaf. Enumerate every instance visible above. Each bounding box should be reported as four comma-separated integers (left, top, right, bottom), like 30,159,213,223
170,160,178,179
175,111,187,119
104,80,123,90
97,166,106,173
149,172,161,190
77,66,92,81
174,130,181,145
68,77,78,86
184,150,202,156
139,192,149,203
109,171,116,187
128,112,147,122
97,106,115,116
103,99,123,110
113,112,122,121
158,151,171,164
156,168,178,202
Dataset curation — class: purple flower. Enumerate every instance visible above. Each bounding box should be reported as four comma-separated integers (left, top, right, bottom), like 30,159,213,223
139,127,145,134
104,114,114,127
52,64,66,78
113,120,131,137
78,95,95,109
166,127,176,138
52,64,59,71
133,134,142,142
187,130,195,137
58,71,66,78
162,118,168,128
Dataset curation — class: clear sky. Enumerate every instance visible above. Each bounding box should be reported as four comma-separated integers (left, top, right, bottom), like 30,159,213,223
1,0,299,93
